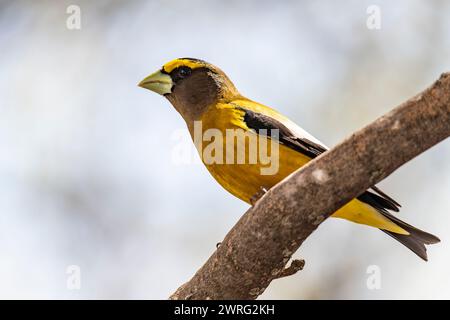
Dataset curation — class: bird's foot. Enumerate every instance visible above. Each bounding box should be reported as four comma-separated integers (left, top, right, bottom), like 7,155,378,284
250,187,268,206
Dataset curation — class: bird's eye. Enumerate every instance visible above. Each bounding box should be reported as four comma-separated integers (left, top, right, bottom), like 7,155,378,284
171,66,192,82
179,67,191,77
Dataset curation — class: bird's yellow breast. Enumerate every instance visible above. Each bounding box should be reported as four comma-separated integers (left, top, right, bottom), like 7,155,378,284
194,102,310,203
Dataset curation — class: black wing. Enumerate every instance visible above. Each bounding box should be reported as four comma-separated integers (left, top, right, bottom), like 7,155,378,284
239,107,401,212
241,108,327,158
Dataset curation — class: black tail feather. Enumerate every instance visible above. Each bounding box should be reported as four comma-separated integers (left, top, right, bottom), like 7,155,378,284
379,211,440,261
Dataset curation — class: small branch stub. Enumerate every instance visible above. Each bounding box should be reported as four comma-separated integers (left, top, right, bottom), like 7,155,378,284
273,259,305,279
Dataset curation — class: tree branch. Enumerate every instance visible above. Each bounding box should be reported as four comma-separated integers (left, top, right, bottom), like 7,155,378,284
170,73,450,300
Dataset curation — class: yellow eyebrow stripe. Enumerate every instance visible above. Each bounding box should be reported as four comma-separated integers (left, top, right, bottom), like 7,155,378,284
162,59,206,73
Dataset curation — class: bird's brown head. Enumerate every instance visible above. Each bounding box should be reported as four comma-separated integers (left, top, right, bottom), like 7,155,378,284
139,58,239,123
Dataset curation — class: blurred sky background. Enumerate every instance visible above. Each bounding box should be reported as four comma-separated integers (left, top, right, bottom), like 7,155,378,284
1,0,450,299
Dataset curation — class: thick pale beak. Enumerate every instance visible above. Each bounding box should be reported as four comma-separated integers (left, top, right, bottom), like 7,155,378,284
138,70,173,95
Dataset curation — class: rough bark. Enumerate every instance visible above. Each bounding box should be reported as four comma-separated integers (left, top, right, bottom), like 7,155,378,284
170,73,450,300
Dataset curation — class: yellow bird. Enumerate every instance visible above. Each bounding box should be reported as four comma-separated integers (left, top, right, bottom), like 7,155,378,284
139,58,439,260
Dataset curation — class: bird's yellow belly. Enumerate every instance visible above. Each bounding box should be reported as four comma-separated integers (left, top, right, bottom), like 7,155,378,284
205,155,405,234
195,105,310,202
204,142,310,203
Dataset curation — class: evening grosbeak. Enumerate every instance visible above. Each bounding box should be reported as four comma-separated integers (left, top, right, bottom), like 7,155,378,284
139,58,439,260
